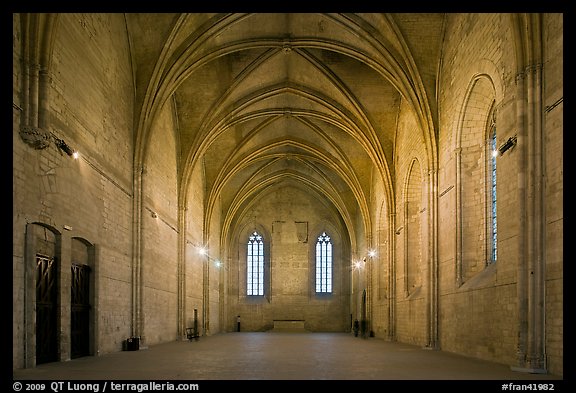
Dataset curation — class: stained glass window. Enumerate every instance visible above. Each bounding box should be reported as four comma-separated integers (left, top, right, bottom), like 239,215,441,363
247,231,264,295
315,232,332,293
490,127,497,263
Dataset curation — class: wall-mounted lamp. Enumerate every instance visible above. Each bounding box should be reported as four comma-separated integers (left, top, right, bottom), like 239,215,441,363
495,136,517,156
54,137,76,157
354,250,377,270
196,246,223,268
211,258,223,269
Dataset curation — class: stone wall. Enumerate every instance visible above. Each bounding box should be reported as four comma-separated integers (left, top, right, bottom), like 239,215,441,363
229,185,351,332
13,13,135,367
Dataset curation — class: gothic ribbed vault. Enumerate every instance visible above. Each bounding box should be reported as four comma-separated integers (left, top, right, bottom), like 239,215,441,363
126,12,444,248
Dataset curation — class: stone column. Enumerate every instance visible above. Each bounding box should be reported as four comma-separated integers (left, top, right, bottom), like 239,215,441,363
131,165,144,341
511,13,546,374
425,168,439,350
454,148,463,287
177,206,187,339
387,212,396,341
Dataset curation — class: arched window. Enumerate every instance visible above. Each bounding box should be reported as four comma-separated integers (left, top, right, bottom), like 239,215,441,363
315,232,332,293
489,122,497,263
457,77,497,284
247,231,264,296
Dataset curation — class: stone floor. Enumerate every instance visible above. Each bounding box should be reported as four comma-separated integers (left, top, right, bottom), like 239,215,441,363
13,332,563,386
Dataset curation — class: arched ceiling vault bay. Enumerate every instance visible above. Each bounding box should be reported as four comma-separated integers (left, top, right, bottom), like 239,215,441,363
126,12,444,250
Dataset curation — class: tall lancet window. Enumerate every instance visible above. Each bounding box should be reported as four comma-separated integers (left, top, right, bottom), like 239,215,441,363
315,232,332,293
489,124,498,263
247,231,264,295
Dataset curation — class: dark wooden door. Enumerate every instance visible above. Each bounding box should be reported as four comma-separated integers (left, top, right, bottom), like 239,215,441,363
36,255,58,364
71,264,91,358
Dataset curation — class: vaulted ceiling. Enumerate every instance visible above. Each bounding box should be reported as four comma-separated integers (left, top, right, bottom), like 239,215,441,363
125,13,445,237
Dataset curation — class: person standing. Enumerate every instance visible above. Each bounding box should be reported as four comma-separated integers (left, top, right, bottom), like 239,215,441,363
237,315,241,332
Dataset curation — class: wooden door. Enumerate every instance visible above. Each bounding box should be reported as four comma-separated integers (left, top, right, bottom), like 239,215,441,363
36,255,58,364
71,263,91,358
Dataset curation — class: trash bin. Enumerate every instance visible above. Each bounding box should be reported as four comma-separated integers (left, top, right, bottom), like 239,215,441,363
126,336,140,351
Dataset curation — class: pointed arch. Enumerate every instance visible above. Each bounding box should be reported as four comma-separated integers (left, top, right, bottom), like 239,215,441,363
403,157,424,296
455,75,497,285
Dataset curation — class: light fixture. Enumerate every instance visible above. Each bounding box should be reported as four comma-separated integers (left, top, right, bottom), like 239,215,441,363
496,136,517,156
196,246,223,268
353,250,376,270
54,137,75,157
